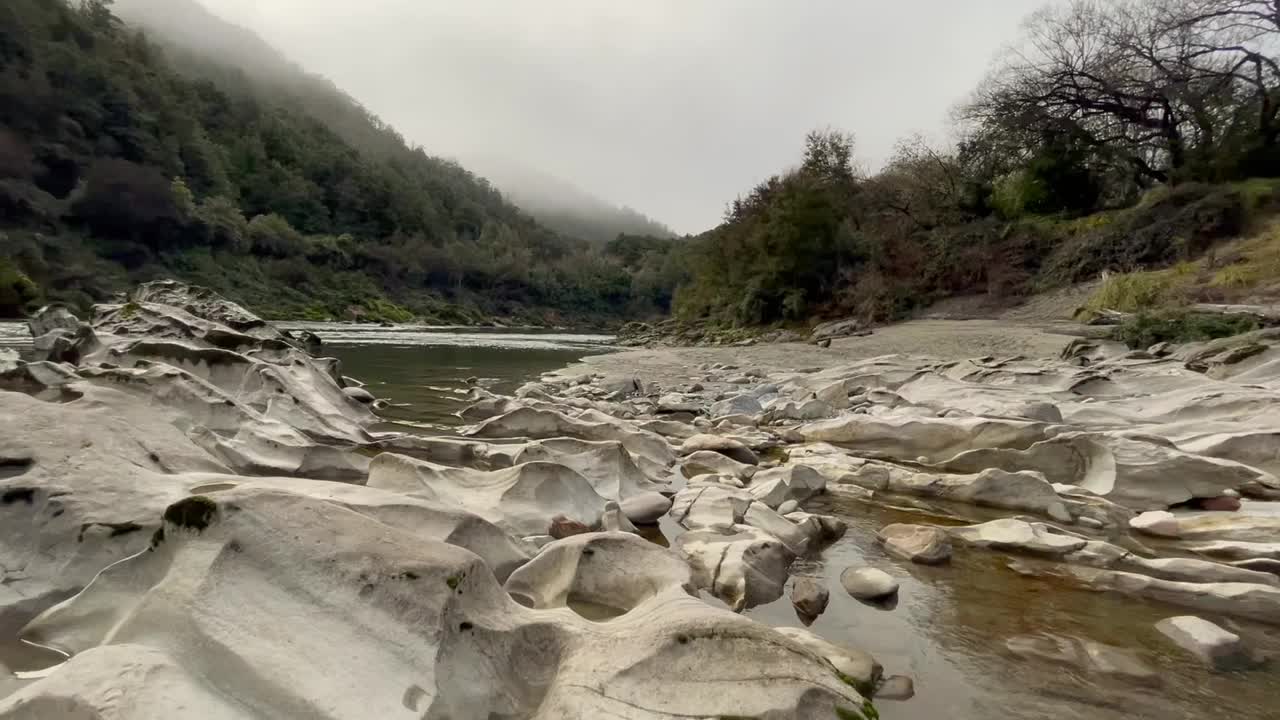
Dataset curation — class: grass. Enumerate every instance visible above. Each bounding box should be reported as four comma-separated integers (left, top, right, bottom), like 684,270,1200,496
1084,216,1280,315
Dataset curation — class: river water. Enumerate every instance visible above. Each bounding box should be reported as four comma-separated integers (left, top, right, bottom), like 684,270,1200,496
2,321,1278,718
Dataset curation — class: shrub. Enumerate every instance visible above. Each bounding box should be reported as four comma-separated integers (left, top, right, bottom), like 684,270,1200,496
1114,311,1259,349
0,258,39,317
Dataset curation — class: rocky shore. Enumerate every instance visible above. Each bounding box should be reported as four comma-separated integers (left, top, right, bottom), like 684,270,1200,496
2,281,1280,718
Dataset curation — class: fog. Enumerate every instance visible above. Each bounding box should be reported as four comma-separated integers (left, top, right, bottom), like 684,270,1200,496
196,0,1034,234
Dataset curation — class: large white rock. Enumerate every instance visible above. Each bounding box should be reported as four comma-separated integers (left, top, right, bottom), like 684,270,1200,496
367,453,611,537
946,519,1087,557
3,488,868,719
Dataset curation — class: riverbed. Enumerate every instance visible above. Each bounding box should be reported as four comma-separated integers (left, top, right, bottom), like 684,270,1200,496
4,319,1279,719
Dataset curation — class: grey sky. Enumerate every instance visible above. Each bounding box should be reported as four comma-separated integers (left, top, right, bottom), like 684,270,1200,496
198,0,1036,234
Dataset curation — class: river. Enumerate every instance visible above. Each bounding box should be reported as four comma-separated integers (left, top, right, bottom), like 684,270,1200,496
2,321,1278,718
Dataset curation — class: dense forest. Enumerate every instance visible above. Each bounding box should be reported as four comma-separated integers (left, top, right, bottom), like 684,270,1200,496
675,0,1280,327
0,0,679,322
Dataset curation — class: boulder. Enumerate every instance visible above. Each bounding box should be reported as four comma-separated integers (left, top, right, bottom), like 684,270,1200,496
947,519,1086,557
679,434,760,465
709,394,763,419
618,491,673,525
790,576,830,619
773,627,882,691
877,524,952,565
840,567,899,601
1155,616,1266,670
747,464,826,509
681,450,758,480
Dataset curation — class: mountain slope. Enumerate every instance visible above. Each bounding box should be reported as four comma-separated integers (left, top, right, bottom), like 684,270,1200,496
459,155,675,243
0,0,673,322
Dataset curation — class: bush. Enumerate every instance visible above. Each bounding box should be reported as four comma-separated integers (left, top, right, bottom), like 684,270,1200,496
1114,311,1259,349
0,258,39,317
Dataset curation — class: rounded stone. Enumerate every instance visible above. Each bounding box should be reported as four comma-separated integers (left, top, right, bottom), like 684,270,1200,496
840,567,899,601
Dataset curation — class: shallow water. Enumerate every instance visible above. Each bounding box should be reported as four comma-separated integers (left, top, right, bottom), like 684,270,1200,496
279,322,613,431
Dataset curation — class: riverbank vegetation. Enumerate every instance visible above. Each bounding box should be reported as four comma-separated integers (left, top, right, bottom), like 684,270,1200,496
0,0,679,322
673,0,1280,329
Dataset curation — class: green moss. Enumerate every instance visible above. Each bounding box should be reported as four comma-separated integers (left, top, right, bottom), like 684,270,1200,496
835,672,875,699
162,495,219,532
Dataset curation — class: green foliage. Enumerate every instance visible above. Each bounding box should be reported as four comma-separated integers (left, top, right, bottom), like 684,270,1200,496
0,257,39,317
1114,312,1260,349
1086,272,1175,313
0,0,675,325
991,170,1046,219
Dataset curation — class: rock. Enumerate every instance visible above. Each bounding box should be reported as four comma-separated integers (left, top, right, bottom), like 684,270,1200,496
549,515,593,539
810,318,864,342
773,627,882,691
817,338,832,349
599,501,638,533
1005,634,1158,685
656,393,701,414
676,526,795,611
679,434,760,465
840,567,899,601
505,532,691,612
343,386,376,404
1011,401,1062,424
1199,495,1243,512
947,519,1086,557
710,394,763,418
681,450,758,480
877,524,952,565
790,577,830,618
747,464,826,509
1155,616,1266,670
777,499,800,515
874,675,915,701
1189,541,1280,561
1130,510,1180,537
618,491,673,524
3,487,867,720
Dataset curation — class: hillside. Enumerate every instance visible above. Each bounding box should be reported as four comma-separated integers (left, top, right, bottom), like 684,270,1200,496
457,155,674,244
0,0,673,323
670,0,1280,336
114,0,674,247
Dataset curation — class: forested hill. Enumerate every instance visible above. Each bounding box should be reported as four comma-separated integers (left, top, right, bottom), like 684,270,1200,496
113,0,675,247
0,0,678,322
673,0,1280,331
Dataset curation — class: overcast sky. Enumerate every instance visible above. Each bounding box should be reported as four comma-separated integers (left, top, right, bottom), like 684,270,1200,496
197,0,1036,234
